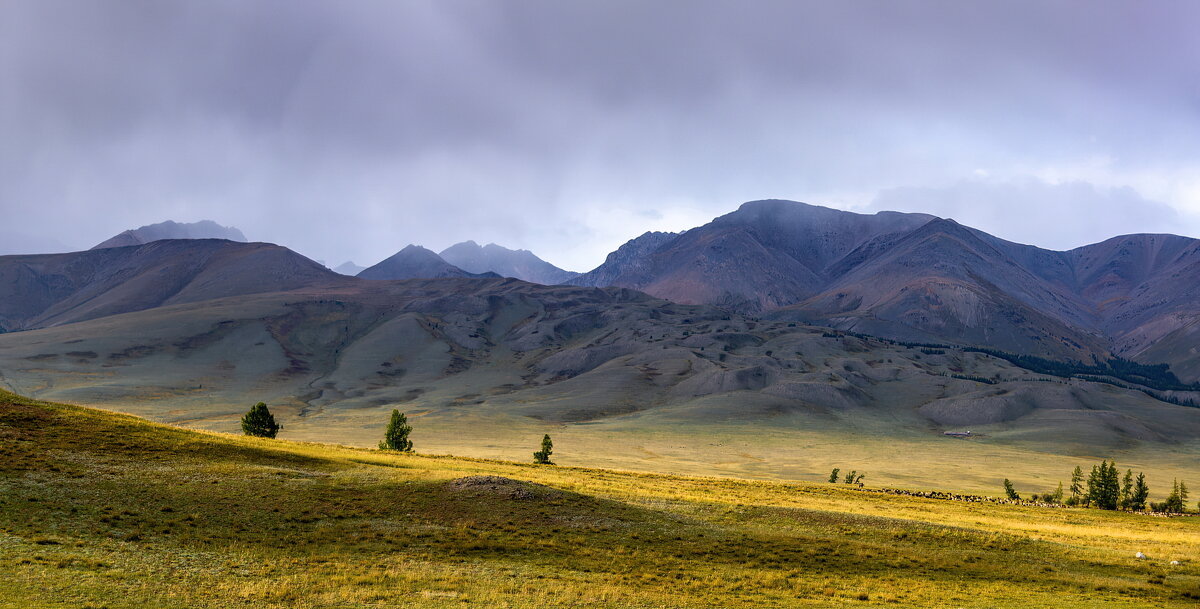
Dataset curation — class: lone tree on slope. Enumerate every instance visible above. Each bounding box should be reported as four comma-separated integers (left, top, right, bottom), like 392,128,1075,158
241,402,280,438
533,434,554,465
1003,479,1020,500
379,409,413,452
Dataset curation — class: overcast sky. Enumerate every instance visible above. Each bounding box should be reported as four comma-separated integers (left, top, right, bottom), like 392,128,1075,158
2,1,1199,271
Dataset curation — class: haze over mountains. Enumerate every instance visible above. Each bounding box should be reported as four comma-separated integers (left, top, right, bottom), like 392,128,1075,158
440,241,579,284
91,220,246,250
356,245,501,280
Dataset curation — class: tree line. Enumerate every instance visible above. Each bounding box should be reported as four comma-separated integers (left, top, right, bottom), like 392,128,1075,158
824,330,1200,397
240,403,556,464
1005,460,1193,514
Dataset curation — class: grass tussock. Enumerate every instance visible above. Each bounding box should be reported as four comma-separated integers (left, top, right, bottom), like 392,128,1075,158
1,389,1198,608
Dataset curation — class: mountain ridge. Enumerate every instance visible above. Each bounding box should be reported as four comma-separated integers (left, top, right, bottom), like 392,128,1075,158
357,244,501,280
92,220,247,250
439,240,578,284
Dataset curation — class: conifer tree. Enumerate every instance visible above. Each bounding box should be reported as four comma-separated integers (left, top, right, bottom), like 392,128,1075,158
1101,461,1121,510
1085,463,1101,506
241,402,280,438
1003,479,1020,500
1164,480,1184,513
1051,481,1064,504
378,409,413,451
1130,472,1150,511
533,434,554,464
828,468,840,483
1069,465,1084,498
1120,469,1134,510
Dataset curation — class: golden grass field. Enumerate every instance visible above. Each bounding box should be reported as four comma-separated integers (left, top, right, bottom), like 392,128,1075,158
1,389,1198,608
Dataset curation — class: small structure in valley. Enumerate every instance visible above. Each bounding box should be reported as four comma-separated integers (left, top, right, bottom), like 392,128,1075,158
944,430,973,438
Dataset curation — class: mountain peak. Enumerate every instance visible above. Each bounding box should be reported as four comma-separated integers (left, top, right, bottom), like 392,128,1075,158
358,244,498,280
439,241,577,284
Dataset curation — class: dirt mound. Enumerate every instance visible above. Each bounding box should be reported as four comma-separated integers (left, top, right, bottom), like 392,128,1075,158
446,476,552,500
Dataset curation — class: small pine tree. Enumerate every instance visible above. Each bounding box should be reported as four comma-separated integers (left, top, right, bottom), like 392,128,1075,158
1163,480,1189,514
1130,472,1149,511
828,468,840,484
241,402,280,438
1069,465,1084,498
378,409,413,451
1120,469,1134,510
1085,463,1100,506
843,470,857,484
533,434,554,464
1051,481,1064,504
1164,480,1184,514
1003,478,1020,500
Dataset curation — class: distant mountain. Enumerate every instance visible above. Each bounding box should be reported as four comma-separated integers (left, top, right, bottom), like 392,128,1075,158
92,220,246,250
0,239,339,331
332,261,365,276
358,245,501,280
439,241,578,284
570,200,1200,375
573,201,933,310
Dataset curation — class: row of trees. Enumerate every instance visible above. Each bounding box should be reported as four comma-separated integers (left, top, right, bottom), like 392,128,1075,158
241,403,555,464
1007,460,1192,513
828,468,865,485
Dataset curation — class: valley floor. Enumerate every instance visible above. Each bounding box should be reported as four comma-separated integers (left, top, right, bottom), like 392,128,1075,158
1,390,1198,608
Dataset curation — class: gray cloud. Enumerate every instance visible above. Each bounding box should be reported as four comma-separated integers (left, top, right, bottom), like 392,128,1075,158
870,179,1184,250
2,1,1199,268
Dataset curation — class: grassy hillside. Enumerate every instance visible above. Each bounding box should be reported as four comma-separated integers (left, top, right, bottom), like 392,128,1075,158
1,390,1198,608
2,280,1199,495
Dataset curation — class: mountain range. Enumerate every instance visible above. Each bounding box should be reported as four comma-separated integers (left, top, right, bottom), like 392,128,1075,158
10,200,1200,382
2,201,1199,480
570,201,1200,377
0,239,335,332
440,240,578,284
357,245,502,280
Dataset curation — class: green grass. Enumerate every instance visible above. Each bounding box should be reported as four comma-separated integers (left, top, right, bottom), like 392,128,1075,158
1,389,1198,608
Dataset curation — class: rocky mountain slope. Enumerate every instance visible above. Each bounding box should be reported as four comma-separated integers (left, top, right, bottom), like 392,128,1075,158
0,239,339,332
440,241,578,284
92,220,246,250
358,245,500,280
568,231,680,288
570,200,1200,377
